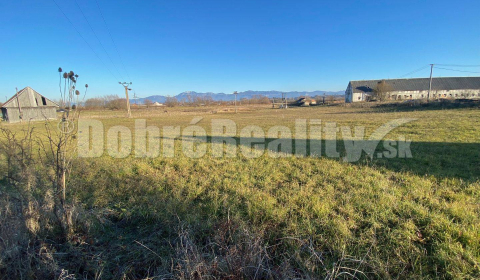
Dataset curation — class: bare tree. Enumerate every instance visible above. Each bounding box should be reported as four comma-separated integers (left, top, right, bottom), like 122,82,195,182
84,97,104,109
165,97,179,107
106,98,127,110
326,95,335,104
373,80,392,102
144,99,153,108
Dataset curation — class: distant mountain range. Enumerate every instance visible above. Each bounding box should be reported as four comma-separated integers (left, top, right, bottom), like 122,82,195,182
133,90,344,104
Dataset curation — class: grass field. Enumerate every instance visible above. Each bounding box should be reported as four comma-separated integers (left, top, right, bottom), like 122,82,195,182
1,104,479,279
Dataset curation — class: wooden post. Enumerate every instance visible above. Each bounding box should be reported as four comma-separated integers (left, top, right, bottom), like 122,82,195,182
125,86,131,118
428,64,434,102
15,87,23,122
234,91,238,113
120,82,132,117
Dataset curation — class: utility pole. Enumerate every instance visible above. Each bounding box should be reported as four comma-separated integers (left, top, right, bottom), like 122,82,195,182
234,91,238,113
428,64,434,102
15,87,23,122
119,82,132,117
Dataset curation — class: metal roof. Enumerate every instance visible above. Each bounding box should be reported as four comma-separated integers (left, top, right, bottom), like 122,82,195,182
2,87,59,108
349,77,480,93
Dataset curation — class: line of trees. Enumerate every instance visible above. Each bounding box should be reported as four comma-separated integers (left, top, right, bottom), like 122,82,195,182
79,94,331,110
82,95,127,110
162,96,272,107
240,95,271,105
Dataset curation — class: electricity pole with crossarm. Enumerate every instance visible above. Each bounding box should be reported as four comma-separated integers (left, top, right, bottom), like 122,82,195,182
119,82,132,117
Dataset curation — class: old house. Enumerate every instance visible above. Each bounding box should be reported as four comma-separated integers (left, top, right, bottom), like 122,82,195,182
1,87,59,123
345,77,480,103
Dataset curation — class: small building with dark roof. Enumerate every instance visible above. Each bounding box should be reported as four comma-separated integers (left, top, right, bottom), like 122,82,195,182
295,97,317,106
1,87,59,123
345,77,480,103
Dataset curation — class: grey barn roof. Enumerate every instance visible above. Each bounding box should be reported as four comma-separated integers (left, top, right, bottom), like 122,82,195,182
349,77,480,94
2,87,59,108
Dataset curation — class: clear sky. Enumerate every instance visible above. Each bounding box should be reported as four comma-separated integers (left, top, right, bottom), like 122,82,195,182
1,0,479,100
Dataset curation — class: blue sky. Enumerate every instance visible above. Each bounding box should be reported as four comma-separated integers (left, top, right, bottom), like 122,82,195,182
1,0,479,100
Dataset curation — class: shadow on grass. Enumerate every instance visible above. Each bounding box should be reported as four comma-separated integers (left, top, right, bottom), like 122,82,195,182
66,136,480,278
371,99,480,113
325,100,480,114
196,136,480,181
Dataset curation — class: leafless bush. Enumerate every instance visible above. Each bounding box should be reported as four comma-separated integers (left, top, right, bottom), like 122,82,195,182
164,97,179,107
106,98,127,110
84,97,105,109
0,126,36,194
143,99,153,108
0,171,61,279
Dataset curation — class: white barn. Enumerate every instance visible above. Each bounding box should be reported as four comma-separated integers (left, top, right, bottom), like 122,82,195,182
345,77,480,103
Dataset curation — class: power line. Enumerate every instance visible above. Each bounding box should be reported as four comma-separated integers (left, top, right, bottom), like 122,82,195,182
94,0,133,83
51,0,119,81
73,0,125,81
435,64,480,68
434,67,480,74
399,65,430,78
